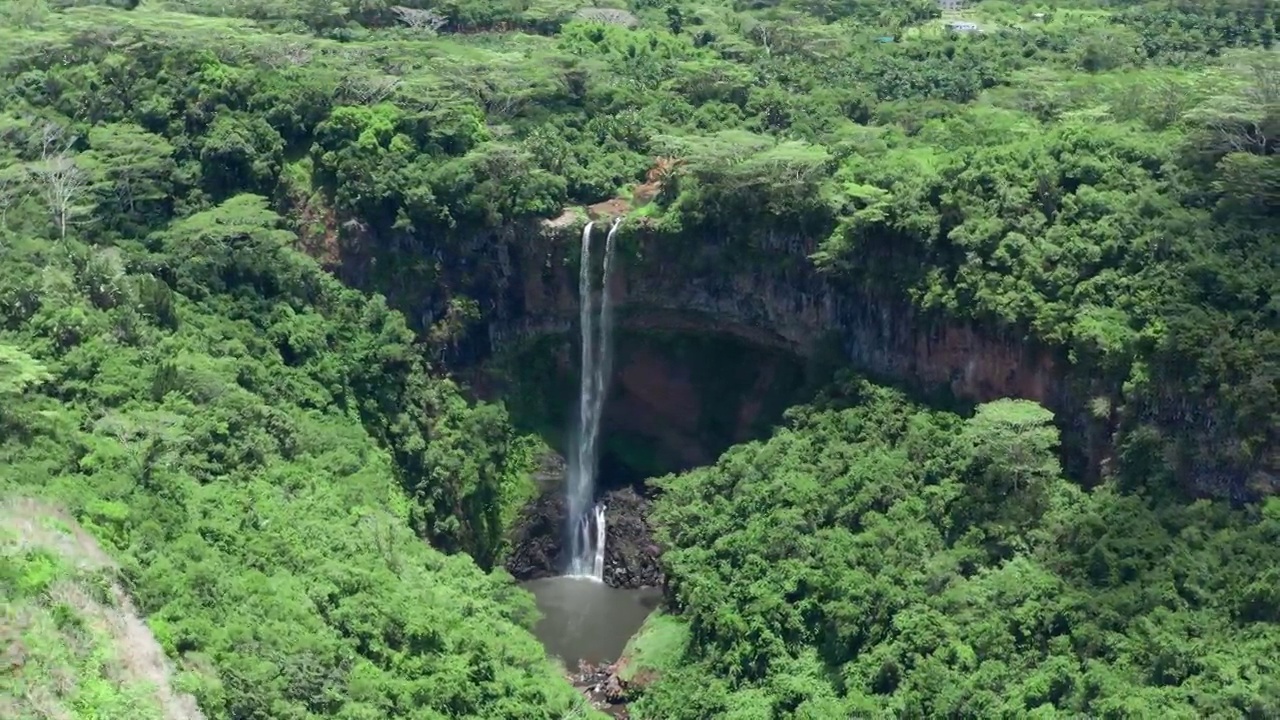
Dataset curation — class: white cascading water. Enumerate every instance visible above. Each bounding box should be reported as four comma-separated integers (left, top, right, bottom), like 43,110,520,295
571,502,608,580
591,502,607,579
566,218,622,580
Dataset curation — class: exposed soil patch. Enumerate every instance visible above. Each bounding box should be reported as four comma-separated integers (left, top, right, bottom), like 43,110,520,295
2,498,205,720
587,197,630,220
541,208,582,230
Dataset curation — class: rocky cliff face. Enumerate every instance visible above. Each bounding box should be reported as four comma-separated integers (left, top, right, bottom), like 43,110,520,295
449,217,1092,470
488,329,809,481
325,212,1269,500
506,475,665,590
479,223,1063,407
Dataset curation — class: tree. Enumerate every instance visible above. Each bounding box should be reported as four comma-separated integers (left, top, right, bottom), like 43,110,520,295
256,41,314,69
92,409,188,484
1,0,49,28
30,155,88,242
81,123,177,234
666,5,683,34
199,113,285,199
0,343,51,397
391,5,447,33
958,399,1062,549
156,194,299,299
337,73,403,105
964,399,1060,493
26,122,89,241
574,8,639,28
1213,152,1280,214
0,167,24,236
652,131,831,222
1185,54,1280,157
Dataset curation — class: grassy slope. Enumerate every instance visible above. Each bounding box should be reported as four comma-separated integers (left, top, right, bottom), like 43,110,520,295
1,498,203,720
616,611,689,685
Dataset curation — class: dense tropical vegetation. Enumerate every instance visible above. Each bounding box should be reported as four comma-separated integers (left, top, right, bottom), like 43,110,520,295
0,0,1275,717
642,379,1280,717
0,154,588,717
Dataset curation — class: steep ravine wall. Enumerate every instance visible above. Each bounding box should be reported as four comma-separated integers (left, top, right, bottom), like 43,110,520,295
481,226,1063,404
445,218,1098,481
491,330,810,480
324,214,1270,500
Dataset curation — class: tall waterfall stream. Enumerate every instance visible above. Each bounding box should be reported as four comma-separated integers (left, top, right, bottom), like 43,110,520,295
523,217,659,679
566,217,621,580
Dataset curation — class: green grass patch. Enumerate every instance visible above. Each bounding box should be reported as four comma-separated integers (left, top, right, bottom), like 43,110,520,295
618,610,689,682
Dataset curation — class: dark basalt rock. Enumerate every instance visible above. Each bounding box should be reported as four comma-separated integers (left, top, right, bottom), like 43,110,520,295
505,491,568,582
506,465,664,589
599,487,664,590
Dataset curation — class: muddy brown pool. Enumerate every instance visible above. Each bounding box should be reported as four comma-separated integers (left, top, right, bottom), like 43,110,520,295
523,576,662,670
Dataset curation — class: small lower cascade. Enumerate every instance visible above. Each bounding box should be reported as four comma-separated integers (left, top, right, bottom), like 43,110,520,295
573,503,608,581
592,503,607,579
566,218,622,581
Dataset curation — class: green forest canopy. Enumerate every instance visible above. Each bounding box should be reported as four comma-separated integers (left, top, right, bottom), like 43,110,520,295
0,0,1276,718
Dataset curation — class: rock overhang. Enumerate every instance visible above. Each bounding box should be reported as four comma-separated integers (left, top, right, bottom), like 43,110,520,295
312,197,1271,503
465,219,1062,412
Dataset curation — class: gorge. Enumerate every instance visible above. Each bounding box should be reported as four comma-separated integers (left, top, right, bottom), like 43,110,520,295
529,214,667,684
333,210,1272,509
307,199,1280,620
5,3,1276,718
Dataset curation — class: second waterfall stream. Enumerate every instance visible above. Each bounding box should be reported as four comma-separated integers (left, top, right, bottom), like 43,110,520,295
566,217,622,581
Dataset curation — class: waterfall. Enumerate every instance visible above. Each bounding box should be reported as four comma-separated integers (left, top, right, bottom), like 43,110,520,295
566,218,622,581
591,503,607,579
570,502,608,580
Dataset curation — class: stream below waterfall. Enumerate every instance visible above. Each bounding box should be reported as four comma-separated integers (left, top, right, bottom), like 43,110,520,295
522,576,661,671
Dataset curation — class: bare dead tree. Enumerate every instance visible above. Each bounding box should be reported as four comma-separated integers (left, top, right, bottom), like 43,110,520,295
391,6,447,34
257,42,314,70
573,8,639,28
29,156,87,242
25,122,89,242
37,120,73,160
339,74,402,105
